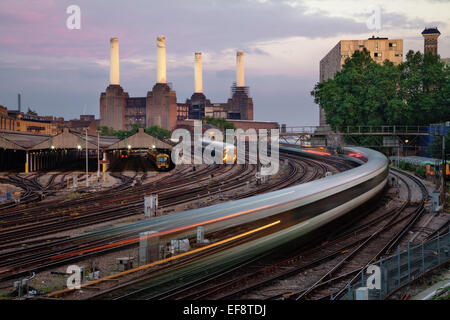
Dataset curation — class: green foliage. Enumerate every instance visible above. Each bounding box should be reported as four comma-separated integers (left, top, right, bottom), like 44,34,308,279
396,161,426,178
144,125,171,141
428,131,450,159
99,124,170,141
99,125,116,136
26,107,37,116
311,49,450,128
203,116,235,130
415,165,426,178
397,160,415,172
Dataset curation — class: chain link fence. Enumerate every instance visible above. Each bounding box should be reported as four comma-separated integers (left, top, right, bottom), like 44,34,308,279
339,229,450,300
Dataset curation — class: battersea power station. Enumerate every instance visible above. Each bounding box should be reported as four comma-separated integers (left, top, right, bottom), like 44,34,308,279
100,36,254,131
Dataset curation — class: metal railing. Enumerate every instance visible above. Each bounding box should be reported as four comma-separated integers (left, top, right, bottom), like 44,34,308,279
281,125,445,136
339,229,450,300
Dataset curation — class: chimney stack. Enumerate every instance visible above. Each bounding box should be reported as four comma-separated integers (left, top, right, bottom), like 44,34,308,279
110,38,120,85
194,52,203,93
18,93,21,112
236,50,245,87
157,36,167,84
422,27,440,55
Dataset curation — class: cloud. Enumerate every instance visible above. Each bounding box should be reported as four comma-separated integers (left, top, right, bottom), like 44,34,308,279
215,69,234,79
0,0,449,126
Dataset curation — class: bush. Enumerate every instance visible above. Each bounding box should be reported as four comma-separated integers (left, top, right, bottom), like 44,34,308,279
416,165,426,178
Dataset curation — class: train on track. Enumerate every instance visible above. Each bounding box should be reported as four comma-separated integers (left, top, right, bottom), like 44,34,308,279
201,139,237,164
80,146,389,299
116,149,172,171
147,151,170,170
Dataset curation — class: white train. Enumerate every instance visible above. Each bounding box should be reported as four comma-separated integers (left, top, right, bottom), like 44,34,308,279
201,139,237,164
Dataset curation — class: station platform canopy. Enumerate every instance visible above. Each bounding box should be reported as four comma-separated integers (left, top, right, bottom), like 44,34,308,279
106,128,173,150
0,130,49,150
0,128,120,151
30,128,118,150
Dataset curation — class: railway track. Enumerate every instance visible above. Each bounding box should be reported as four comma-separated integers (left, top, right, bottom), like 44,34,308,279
50,153,357,300
113,167,431,301
206,169,429,300
0,152,347,283
0,163,247,275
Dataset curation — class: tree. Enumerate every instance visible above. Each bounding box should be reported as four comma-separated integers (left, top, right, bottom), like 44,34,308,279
311,49,450,129
203,116,235,130
428,131,450,159
99,126,115,136
145,125,171,141
98,124,170,141
397,51,450,125
26,108,37,116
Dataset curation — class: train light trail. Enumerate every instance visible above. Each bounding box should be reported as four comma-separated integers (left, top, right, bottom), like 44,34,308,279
302,149,331,156
50,203,278,260
47,220,281,297
348,152,363,158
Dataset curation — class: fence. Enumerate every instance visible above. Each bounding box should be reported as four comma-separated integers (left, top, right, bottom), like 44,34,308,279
339,229,450,300
282,125,444,136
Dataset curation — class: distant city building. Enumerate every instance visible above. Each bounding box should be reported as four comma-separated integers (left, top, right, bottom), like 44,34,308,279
100,37,253,131
0,103,99,135
0,105,52,134
318,36,404,126
64,117,99,135
422,27,440,55
175,119,278,134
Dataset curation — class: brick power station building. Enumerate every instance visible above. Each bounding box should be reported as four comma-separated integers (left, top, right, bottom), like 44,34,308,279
100,36,253,131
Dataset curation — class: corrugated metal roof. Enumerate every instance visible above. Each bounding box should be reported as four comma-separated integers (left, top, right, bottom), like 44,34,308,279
0,130,49,148
107,128,172,150
0,129,120,150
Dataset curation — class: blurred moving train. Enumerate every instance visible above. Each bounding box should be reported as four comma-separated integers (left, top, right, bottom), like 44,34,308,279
75,146,389,298
201,139,237,164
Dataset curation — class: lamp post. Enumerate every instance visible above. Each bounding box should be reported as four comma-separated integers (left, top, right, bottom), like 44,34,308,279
97,130,100,180
442,135,446,209
85,128,89,187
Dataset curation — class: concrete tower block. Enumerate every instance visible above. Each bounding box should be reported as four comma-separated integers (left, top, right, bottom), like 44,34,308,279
236,50,245,87
110,38,120,85
194,52,203,93
157,36,167,84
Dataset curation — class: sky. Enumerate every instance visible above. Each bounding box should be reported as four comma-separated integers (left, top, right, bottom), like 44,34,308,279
0,0,449,126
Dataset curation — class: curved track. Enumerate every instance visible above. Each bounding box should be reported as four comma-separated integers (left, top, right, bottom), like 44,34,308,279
46,146,389,299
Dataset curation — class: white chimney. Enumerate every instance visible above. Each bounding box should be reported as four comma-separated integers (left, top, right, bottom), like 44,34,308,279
110,38,120,85
194,52,202,93
157,35,167,84
236,50,244,87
